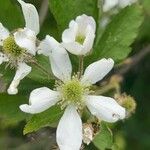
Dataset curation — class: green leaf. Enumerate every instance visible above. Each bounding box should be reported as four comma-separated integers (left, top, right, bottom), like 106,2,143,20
93,123,113,150
88,4,144,63
0,0,23,30
24,106,63,135
28,55,54,84
49,0,99,33
0,94,28,124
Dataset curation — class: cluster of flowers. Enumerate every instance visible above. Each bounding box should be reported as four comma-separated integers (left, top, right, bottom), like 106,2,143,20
0,0,127,150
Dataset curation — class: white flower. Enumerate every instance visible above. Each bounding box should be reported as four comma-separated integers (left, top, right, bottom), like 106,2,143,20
103,0,137,12
0,0,39,94
20,35,126,150
62,14,96,56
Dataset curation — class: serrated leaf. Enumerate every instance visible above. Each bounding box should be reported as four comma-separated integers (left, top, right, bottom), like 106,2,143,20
24,106,63,135
0,94,28,124
87,4,144,64
49,0,99,33
93,123,113,150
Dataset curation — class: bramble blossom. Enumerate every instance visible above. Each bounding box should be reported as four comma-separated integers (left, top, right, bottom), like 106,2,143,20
0,0,39,94
62,14,96,56
20,22,126,150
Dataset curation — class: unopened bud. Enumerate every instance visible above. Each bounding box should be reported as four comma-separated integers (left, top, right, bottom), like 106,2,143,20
115,93,136,117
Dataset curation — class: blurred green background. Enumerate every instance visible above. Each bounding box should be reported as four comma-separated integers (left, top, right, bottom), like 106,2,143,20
0,0,150,149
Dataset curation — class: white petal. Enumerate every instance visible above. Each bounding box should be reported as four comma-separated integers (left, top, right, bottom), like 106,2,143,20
86,95,126,123
103,0,119,12
20,87,60,114
38,35,59,56
62,20,78,43
0,52,9,65
82,25,95,54
62,42,83,55
49,48,72,82
76,14,96,35
81,58,114,85
56,105,82,150
0,23,9,46
7,63,31,95
119,0,137,8
18,0,39,35
14,28,36,55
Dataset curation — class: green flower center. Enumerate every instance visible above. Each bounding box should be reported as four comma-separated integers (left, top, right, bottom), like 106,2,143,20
75,35,85,45
57,78,90,109
62,79,84,103
3,36,25,57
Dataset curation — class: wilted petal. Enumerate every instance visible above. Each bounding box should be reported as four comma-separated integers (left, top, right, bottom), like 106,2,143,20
0,52,9,65
20,87,60,114
57,105,82,150
0,23,9,46
86,95,126,123
14,28,36,55
38,35,59,56
81,58,114,85
7,63,31,95
17,0,39,35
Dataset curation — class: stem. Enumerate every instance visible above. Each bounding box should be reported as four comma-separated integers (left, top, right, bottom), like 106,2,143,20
78,55,84,78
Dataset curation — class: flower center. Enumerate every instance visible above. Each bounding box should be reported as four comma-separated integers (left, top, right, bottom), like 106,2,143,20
3,36,25,57
62,79,84,102
57,78,90,109
75,35,85,45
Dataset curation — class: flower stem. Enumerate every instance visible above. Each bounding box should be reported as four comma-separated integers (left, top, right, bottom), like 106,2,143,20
78,55,84,78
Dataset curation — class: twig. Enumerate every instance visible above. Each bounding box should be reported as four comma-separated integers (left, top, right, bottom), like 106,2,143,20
39,0,49,27
116,45,150,75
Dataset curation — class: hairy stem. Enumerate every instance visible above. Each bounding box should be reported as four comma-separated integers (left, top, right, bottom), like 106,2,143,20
78,55,84,78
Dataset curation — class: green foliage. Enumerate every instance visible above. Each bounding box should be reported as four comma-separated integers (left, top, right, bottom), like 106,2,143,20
93,123,113,150
0,94,27,124
0,0,23,30
24,106,63,135
49,0,99,33
88,4,144,63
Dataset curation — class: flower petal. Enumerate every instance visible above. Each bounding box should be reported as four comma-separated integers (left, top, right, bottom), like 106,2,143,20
103,0,119,12
82,25,95,54
76,14,96,35
81,58,114,85
62,42,83,55
20,87,60,114
0,52,9,65
56,105,82,150
17,0,39,35
119,0,137,8
7,63,31,95
62,20,78,43
38,35,59,56
86,95,126,123
14,28,36,55
0,23,9,46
